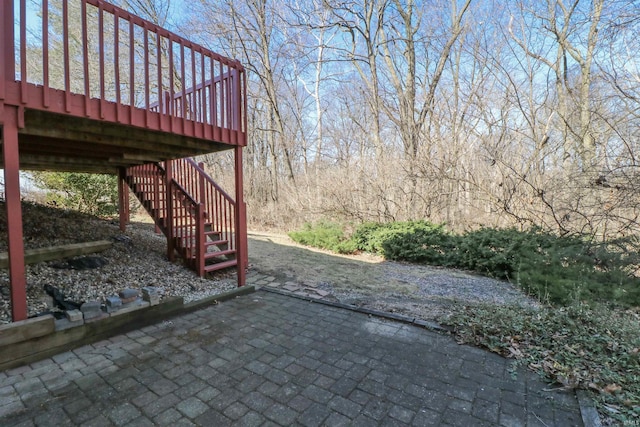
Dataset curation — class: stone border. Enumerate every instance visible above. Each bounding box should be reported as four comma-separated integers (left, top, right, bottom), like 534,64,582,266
259,286,603,427
259,286,450,332
0,285,255,371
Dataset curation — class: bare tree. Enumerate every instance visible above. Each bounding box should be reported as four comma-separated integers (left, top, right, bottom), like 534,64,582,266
509,0,604,171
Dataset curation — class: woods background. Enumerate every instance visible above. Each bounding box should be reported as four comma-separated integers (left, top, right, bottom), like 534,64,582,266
29,0,640,238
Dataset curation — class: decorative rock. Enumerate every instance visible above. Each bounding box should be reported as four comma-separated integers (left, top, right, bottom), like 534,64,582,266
283,284,300,292
141,286,157,296
80,301,102,317
80,301,103,320
119,289,139,300
106,296,122,307
65,309,83,322
105,296,122,313
142,287,160,306
315,289,330,297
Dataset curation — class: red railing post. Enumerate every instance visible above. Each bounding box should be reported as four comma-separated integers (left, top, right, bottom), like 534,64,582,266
153,165,161,234
198,161,205,204
234,145,247,287
0,0,15,106
242,70,248,146
2,106,27,321
196,202,205,277
232,69,242,142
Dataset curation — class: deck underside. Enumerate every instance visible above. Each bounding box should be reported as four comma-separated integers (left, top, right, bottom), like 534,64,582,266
14,109,231,174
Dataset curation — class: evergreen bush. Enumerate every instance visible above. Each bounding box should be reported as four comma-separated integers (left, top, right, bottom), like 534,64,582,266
288,221,353,253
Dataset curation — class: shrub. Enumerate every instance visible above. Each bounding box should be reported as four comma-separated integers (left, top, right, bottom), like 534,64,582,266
349,222,386,253
288,221,352,253
453,227,522,278
31,172,119,217
377,222,454,264
350,220,453,263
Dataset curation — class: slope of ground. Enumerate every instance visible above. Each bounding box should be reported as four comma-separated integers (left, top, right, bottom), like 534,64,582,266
1,202,538,324
0,201,235,324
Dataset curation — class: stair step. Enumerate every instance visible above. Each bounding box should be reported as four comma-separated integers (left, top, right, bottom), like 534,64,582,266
204,259,237,273
205,239,228,247
204,249,236,259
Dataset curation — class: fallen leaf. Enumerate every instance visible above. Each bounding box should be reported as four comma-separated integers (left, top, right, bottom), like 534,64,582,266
508,346,523,358
603,384,622,394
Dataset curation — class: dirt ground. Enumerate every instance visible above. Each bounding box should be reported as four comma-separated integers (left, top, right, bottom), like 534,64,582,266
246,231,539,321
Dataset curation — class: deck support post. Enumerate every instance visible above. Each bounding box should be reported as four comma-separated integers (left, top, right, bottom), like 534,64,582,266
165,160,175,262
118,167,130,232
2,106,27,321
234,145,247,287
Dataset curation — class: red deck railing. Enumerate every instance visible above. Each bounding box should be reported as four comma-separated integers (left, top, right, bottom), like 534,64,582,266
1,0,246,145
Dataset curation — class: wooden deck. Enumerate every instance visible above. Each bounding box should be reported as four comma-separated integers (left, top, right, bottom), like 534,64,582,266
0,0,248,321
1,0,246,173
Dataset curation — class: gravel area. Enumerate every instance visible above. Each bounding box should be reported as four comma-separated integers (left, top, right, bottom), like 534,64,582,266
332,263,540,321
0,202,236,324
247,231,540,323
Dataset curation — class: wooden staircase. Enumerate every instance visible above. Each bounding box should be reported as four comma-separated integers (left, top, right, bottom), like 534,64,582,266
125,158,239,276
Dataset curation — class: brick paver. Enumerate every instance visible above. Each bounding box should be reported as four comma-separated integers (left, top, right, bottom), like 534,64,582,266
0,290,584,426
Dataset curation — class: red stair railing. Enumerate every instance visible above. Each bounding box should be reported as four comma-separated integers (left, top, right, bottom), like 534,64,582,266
172,159,237,245
167,178,205,273
125,159,240,277
126,163,167,231
171,158,238,275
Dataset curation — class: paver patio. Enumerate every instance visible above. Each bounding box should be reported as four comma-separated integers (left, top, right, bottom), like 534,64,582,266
0,290,584,426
